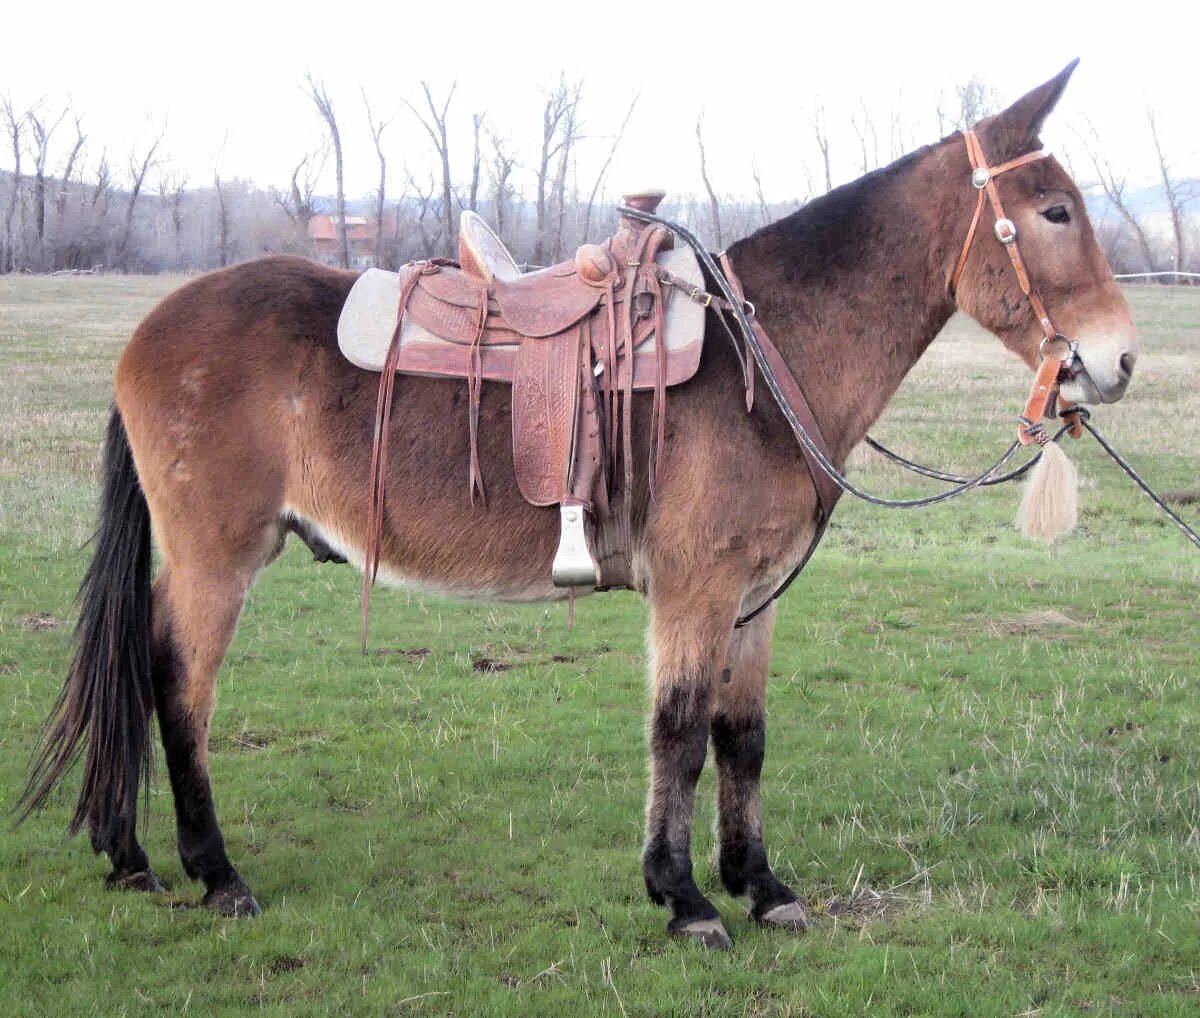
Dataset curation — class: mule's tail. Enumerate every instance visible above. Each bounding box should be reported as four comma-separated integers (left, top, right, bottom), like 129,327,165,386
18,408,155,853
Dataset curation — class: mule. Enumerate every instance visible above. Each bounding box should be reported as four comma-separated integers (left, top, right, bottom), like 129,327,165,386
23,64,1138,947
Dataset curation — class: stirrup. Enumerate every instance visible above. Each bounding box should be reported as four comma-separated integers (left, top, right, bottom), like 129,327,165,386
551,504,599,587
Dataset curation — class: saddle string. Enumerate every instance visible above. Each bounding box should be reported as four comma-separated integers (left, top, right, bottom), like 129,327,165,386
363,262,429,651
642,226,670,501
467,280,489,505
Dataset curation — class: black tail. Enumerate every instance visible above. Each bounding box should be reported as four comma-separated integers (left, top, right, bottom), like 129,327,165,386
18,409,155,853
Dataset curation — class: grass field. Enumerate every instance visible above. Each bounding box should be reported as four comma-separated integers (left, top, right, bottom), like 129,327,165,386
1,274,1197,1017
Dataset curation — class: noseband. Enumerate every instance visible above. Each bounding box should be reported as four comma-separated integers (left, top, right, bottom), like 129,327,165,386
950,130,1082,445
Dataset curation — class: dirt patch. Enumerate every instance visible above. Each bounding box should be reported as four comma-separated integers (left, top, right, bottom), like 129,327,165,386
268,955,305,975
990,609,1082,635
0,661,18,676
1104,720,1144,737
211,730,273,752
20,613,63,632
472,657,511,673
821,885,913,925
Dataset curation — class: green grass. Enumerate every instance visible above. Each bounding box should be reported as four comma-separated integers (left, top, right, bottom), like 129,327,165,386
1,275,1198,1016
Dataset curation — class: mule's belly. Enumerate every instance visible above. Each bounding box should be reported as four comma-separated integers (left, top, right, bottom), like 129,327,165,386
281,503,584,604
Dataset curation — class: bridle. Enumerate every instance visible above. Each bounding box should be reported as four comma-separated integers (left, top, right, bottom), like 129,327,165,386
950,129,1083,445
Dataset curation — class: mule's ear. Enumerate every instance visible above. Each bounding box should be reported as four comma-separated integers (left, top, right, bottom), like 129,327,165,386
984,59,1079,160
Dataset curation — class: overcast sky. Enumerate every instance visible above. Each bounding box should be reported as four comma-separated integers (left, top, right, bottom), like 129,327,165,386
4,1,1196,204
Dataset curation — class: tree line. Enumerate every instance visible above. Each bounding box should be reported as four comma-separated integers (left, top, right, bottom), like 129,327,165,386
1,79,1195,278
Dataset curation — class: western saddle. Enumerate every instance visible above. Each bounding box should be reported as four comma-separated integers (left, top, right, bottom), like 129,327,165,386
339,191,709,596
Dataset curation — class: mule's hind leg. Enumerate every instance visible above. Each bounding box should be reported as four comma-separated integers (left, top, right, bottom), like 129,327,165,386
151,556,267,917
101,810,166,893
712,605,809,931
642,572,741,949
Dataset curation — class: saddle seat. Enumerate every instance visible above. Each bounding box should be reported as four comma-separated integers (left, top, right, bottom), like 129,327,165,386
338,191,706,592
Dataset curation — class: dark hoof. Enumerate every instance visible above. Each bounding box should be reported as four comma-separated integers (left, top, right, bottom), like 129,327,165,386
105,869,168,894
754,900,811,933
203,882,261,917
668,916,732,950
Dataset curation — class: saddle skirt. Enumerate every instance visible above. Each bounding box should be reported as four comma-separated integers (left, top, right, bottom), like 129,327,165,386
337,246,706,389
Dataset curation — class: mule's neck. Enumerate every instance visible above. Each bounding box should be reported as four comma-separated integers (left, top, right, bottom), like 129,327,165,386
726,138,970,464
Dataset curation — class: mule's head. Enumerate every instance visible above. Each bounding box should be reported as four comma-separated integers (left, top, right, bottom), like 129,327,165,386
950,61,1139,406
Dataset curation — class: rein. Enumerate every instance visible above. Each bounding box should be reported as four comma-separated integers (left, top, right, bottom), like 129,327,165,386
622,199,1034,628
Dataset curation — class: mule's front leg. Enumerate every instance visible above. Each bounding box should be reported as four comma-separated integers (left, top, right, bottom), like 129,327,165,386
712,605,809,931
642,583,736,949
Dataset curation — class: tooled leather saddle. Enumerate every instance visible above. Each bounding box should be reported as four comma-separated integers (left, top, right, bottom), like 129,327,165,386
338,191,710,593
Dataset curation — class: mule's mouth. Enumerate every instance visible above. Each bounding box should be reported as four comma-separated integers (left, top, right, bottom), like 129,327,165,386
1057,343,1136,405
1058,362,1122,405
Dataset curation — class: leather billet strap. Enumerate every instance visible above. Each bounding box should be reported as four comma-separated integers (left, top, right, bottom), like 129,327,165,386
950,130,1076,446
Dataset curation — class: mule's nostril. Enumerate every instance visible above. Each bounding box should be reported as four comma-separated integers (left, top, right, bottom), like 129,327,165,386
1118,352,1137,380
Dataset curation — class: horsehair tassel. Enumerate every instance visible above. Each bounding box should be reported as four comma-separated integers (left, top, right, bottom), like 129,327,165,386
1017,440,1079,544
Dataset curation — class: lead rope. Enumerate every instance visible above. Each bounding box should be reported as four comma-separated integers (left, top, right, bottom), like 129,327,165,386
869,410,1200,549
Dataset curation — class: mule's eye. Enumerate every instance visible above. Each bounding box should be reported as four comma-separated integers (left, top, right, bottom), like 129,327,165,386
1042,205,1070,225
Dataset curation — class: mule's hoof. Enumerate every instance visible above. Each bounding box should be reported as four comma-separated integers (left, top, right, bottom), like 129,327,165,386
754,900,811,933
203,882,262,918
669,917,733,950
105,869,168,894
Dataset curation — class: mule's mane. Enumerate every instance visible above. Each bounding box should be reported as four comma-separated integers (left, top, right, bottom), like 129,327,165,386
730,138,949,281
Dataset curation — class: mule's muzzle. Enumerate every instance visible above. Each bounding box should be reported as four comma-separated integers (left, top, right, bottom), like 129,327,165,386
1061,342,1137,405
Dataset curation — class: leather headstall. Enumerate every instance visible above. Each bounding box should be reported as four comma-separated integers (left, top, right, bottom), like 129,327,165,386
950,130,1083,445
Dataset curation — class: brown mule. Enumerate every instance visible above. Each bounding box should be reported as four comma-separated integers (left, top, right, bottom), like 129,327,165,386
22,64,1138,944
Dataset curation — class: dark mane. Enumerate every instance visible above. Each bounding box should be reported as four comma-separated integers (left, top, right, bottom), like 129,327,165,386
728,139,951,284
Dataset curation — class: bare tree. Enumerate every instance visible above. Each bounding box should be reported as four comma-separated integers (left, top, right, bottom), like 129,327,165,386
467,112,484,213
850,98,879,174
812,104,832,194
363,90,390,267
695,116,722,248
955,77,998,130
1147,110,1189,275
276,148,324,231
405,168,439,255
55,116,87,219
27,105,68,263
214,172,232,267
116,130,163,270
582,91,638,241
1079,120,1155,272
158,171,188,267
534,77,581,264
752,165,771,228
1,96,24,273
489,133,516,239
403,82,456,255
549,93,580,261
89,150,112,214
306,74,348,268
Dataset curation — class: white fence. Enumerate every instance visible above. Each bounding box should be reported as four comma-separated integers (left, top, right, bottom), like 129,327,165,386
1114,271,1200,282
